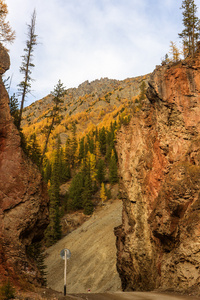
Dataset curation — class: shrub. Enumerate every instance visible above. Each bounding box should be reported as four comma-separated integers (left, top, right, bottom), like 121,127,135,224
0,280,15,300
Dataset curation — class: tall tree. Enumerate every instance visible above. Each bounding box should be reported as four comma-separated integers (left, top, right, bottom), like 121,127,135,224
0,0,15,44
45,139,62,246
18,9,37,129
40,80,65,168
179,0,200,57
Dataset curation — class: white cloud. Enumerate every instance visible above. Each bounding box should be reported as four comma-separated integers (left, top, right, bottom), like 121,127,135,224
5,0,184,106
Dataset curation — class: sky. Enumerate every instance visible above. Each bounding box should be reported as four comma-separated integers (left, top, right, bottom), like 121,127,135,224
4,0,190,107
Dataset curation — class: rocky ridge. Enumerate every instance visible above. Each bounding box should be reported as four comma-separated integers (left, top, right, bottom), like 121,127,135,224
0,43,49,287
115,44,200,295
21,74,150,154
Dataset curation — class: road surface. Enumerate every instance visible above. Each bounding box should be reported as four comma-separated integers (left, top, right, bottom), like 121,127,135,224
72,292,200,300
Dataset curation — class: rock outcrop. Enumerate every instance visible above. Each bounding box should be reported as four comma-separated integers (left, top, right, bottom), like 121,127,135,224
0,43,49,287
115,46,200,295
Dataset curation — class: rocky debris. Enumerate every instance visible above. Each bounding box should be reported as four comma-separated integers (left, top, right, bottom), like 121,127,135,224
0,44,49,287
45,200,122,294
115,46,200,295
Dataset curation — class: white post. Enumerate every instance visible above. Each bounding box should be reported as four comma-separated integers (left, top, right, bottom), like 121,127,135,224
64,250,67,296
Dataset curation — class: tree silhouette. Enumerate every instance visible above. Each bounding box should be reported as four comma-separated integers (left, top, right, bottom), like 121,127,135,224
18,9,37,129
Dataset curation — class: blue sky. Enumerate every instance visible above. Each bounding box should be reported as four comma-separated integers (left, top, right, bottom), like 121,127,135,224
4,0,191,106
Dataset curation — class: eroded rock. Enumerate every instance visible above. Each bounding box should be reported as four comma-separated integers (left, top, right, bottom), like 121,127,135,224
0,44,49,287
115,47,200,295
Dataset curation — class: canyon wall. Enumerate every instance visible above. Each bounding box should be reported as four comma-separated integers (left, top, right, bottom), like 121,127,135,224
115,45,200,295
0,44,49,287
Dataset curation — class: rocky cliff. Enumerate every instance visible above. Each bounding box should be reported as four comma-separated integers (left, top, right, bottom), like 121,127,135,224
115,45,200,295
0,44,49,287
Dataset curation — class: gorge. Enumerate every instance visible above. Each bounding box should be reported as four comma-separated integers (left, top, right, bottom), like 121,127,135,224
1,39,200,297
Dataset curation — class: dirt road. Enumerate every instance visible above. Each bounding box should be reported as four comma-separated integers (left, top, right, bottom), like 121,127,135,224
73,292,200,300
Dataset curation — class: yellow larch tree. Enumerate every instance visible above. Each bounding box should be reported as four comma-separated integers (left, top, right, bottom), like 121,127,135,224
100,182,107,204
0,0,15,44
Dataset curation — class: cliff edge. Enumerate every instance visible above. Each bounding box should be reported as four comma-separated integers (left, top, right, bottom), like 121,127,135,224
115,45,200,295
0,44,49,287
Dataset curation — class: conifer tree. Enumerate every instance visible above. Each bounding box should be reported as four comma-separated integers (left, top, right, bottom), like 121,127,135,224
179,0,200,57
45,139,62,246
9,93,19,127
99,126,107,155
27,133,42,167
82,158,93,215
96,159,105,184
68,172,84,210
78,137,85,163
18,9,37,129
40,80,65,168
169,41,181,62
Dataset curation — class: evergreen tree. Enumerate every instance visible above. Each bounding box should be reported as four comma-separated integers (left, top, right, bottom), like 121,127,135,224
68,171,84,210
27,133,42,167
45,139,62,246
82,158,93,215
99,126,107,155
9,93,19,127
18,9,37,129
96,159,105,184
40,80,65,168
43,158,52,183
179,0,200,57
78,137,85,163
26,242,47,286
59,147,71,183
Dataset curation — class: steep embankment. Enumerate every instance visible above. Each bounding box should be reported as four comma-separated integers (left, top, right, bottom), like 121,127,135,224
0,43,49,287
45,200,122,293
115,45,200,295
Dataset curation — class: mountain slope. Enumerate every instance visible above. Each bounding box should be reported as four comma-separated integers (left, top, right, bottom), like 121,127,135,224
45,200,122,293
21,75,150,157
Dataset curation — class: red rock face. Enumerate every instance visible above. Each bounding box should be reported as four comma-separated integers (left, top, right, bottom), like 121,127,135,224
115,47,200,294
0,44,49,287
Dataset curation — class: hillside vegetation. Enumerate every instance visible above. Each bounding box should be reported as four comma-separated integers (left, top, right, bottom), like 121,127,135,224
20,74,150,247
22,75,150,157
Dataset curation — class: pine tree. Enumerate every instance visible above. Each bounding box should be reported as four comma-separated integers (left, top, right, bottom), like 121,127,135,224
99,126,107,155
68,172,84,210
27,133,42,167
96,159,105,184
45,139,62,246
18,9,37,129
82,158,93,215
78,137,85,163
9,93,19,127
179,0,200,57
40,80,65,168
